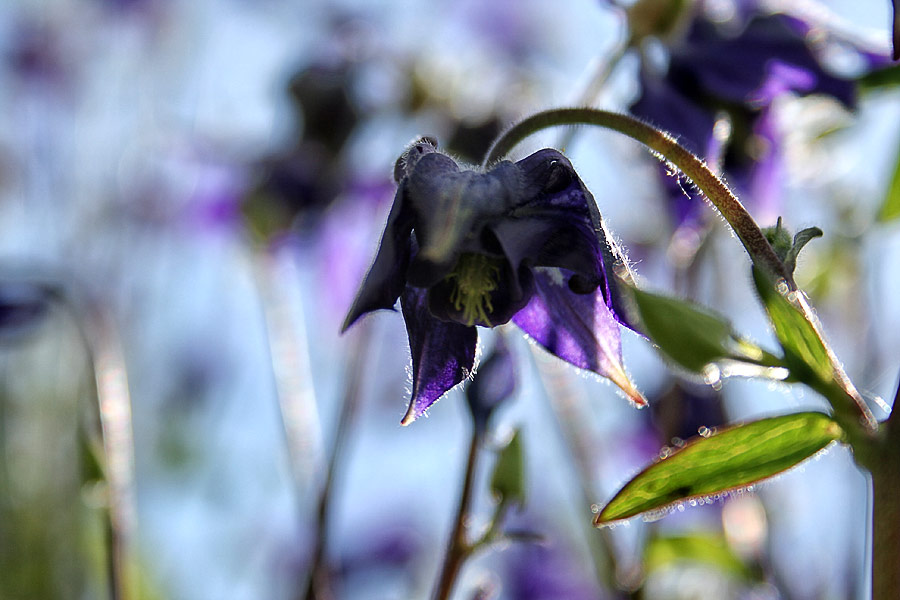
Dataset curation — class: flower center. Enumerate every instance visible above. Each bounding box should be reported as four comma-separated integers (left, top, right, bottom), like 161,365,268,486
445,253,502,326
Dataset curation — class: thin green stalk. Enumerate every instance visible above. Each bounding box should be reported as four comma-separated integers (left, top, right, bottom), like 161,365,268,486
40,285,136,600
302,320,372,600
432,428,482,600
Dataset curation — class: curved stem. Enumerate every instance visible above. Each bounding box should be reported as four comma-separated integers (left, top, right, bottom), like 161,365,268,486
482,108,790,285
484,107,877,433
432,428,482,600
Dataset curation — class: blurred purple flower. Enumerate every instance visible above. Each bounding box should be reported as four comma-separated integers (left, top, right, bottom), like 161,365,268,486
650,380,725,445
502,536,601,600
630,9,875,226
343,138,644,425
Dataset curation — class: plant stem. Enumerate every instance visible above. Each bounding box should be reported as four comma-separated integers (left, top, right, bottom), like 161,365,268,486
302,320,372,600
484,107,877,432
46,286,136,600
432,428,482,600
483,108,789,284
870,375,900,600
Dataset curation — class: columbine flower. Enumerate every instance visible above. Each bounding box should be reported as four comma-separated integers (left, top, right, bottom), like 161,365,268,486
343,138,644,424
629,5,879,226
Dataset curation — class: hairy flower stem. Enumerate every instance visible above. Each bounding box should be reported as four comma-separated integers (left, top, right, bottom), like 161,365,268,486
303,321,372,600
484,107,877,434
433,429,482,600
484,107,891,591
869,375,900,600
484,108,789,284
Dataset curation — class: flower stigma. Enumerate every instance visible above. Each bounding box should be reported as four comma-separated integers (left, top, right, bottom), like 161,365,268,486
444,253,502,326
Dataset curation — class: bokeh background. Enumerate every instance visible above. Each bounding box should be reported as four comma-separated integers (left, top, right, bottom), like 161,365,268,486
1,0,899,598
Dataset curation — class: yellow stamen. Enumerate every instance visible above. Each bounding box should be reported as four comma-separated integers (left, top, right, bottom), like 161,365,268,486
444,253,501,326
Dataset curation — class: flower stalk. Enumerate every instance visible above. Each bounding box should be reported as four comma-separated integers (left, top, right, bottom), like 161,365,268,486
484,108,788,284
483,107,877,434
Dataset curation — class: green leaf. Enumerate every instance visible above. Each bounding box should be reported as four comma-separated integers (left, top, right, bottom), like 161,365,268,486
490,429,525,508
628,285,779,374
751,269,833,384
878,137,900,222
858,64,900,90
784,227,823,274
594,412,843,525
644,534,752,580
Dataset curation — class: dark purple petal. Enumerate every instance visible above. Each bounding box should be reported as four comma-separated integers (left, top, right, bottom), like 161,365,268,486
465,336,516,432
509,149,636,328
399,287,477,425
506,151,608,281
512,269,645,406
342,181,415,332
405,153,518,286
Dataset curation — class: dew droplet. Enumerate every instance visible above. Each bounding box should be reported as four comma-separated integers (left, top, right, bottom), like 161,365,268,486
590,504,600,514
698,426,712,438
776,279,790,295
702,364,722,389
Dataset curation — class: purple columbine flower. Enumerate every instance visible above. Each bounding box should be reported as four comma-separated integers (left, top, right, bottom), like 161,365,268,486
343,138,644,425
630,8,871,226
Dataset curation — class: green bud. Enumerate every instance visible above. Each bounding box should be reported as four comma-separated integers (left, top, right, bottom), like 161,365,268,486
490,430,526,508
762,217,823,275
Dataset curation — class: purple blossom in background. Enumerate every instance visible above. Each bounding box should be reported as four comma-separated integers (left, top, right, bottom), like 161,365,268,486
502,535,601,600
343,138,644,424
630,7,875,227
